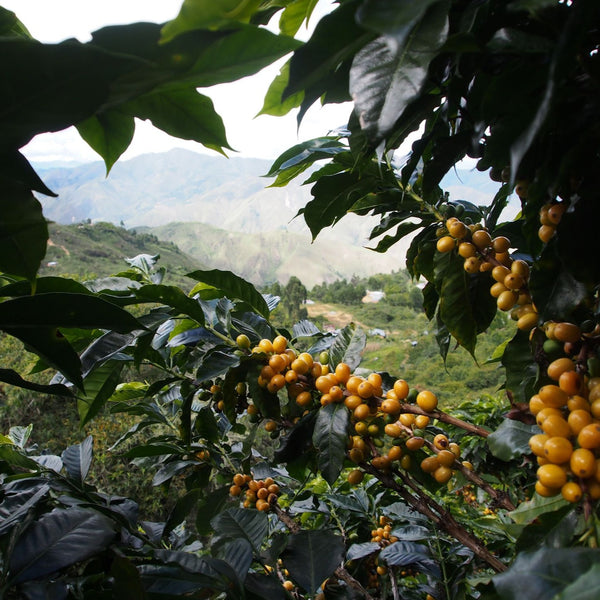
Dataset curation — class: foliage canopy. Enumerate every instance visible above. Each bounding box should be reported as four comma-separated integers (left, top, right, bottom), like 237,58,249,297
1,1,600,599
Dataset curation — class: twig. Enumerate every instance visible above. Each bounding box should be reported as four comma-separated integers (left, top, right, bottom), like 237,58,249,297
361,463,507,573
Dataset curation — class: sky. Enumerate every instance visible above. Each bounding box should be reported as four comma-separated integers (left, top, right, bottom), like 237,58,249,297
3,0,351,164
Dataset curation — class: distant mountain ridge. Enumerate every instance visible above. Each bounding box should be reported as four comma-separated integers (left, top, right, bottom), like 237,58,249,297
35,149,501,286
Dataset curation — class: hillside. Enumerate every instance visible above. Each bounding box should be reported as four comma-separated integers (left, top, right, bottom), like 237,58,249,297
137,221,411,288
41,222,203,288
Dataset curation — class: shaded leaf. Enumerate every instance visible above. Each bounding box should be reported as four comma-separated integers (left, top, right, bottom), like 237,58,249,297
0,369,73,397
9,508,116,584
346,542,380,561
487,419,537,462
282,530,345,593
187,269,269,318
76,109,135,173
0,180,48,282
328,323,367,372
61,436,93,485
492,547,600,600
125,88,231,155
211,508,268,553
312,403,349,485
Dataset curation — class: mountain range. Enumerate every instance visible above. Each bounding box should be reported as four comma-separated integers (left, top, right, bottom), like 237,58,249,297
35,149,501,287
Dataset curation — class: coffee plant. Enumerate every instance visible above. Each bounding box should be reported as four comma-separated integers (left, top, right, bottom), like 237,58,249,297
0,0,599,598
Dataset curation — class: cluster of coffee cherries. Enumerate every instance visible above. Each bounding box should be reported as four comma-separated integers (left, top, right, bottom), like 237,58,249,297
347,383,466,486
538,200,568,243
436,217,538,331
229,473,280,512
237,334,470,489
370,515,399,547
529,323,600,502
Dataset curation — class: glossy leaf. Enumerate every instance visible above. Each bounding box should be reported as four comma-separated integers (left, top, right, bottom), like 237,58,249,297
222,538,253,580
328,323,367,372
9,508,116,584
349,2,449,144
0,369,73,397
61,436,93,485
195,349,240,382
346,542,380,561
187,269,269,318
433,250,496,357
281,530,345,593
77,360,125,426
135,284,206,326
211,508,268,553
379,541,440,578
487,419,537,462
3,326,83,389
312,403,349,485
501,330,538,404
515,505,579,553
0,293,142,332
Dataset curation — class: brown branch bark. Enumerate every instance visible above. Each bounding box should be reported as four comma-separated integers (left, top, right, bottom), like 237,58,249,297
361,463,507,573
399,403,490,437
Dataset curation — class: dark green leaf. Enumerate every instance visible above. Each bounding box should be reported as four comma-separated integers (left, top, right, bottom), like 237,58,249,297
123,443,184,459
211,508,268,553
282,530,345,593
274,411,317,464
195,349,240,382
379,541,440,578
312,403,349,485
501,330,538,404
328,323,367,372
302,172,364,241
0,369,73,397
165,23,301,87
135,284,206,326
0,293,142,332
245,573,289,600
194,406,221,444
554,563,600,600
125,89,231,155
492,547,600,600
357,0,443,38
9,508,116,584
152,460,197,487
0,180,48,281
349,2,449,144
76,109,135,174
0,150,56,196
196,486,230,536
222,538,253,580
188,269,269,318
77,360,125,426
346,542,380,561
285,1,370,100
61,436,93,485
516,505,579,553
433,249,495,357
3,326,83,389
487,419,538,462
